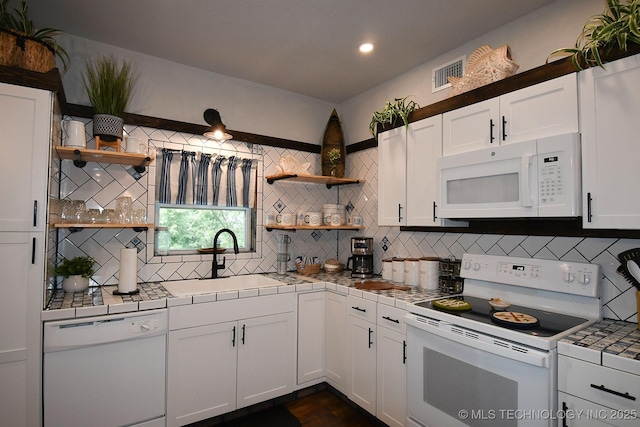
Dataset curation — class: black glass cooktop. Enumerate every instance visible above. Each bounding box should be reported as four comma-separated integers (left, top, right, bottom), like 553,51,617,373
414,296,590,338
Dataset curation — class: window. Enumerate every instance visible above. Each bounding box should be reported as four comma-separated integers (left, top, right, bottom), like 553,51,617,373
156,204,254,255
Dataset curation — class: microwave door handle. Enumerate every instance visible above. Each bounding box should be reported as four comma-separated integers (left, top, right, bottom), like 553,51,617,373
520,155,534,207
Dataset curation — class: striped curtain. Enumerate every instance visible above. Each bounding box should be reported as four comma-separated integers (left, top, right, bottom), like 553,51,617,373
157,149,256,208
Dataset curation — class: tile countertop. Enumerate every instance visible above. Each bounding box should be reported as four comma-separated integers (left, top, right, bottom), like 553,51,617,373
41,271,447,321
558,319,640,376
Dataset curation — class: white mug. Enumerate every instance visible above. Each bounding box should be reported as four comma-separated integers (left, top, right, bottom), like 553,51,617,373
305,211,321,226
330,213,341,226
348,215,363,226
125,136,147,154
281,212,294,225
62,120,86,148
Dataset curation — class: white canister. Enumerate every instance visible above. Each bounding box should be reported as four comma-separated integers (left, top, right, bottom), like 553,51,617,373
382,259,393,280
305,211,322,226
392,258,405,283
62,120,87,148
404,258,420,286
330,213,341,226
281,212,295,226
419,257,440,289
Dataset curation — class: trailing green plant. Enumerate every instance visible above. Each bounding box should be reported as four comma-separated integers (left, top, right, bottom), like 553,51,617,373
81,54,139,117
369,96,420,137
548,0,640,69
53,256,95,278
0,0,69,71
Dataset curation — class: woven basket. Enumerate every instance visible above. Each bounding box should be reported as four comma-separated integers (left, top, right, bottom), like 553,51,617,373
296,263,321,275
0,28,56,73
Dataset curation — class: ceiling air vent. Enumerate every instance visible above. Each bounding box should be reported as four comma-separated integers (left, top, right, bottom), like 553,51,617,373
432,56,465,93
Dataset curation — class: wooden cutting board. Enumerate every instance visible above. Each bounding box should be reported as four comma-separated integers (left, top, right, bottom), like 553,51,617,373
354,281,411,291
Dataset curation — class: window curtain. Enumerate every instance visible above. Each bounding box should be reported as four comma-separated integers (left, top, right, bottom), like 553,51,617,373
158,148,256,208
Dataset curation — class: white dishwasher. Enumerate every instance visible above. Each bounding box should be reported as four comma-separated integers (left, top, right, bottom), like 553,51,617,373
43,309,168,427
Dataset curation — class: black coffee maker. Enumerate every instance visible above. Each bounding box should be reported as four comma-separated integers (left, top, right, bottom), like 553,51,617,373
347,237,374,279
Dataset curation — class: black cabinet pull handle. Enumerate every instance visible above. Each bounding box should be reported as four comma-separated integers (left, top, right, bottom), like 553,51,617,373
561,402,568,427
403,340,407,364
490,119,495,143
232,326,236,347
31,238,36,264
241,324,246,345
398,204,403,222
587,192,593,223
382,315,399,324
368,328,373,348
432,201,437,221
33,200,38,227
502,115,507,140
590,383,636,401
351,306,366,313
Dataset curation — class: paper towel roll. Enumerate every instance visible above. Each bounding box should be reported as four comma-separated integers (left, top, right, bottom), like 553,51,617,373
118,248,138,293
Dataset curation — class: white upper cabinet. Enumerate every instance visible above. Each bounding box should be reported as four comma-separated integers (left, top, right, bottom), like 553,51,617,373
580,53,640,229
378,116,467,227
378,127,407,226
0,82,51,232
442,74,579,155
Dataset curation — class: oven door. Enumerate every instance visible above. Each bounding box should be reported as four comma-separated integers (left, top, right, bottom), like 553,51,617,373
437,139,538,218
405,314,556,427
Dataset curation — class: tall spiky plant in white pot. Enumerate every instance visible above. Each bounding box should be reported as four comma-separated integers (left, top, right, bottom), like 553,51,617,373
81,55,138,149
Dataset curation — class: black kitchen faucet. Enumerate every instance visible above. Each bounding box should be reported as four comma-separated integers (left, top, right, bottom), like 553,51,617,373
210,228,239,279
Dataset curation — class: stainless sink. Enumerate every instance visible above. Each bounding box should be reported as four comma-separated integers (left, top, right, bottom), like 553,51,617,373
161,274,285,297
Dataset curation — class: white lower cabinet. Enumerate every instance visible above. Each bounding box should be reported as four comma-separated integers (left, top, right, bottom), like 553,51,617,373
346,295,377,415
167,294,295,427
376,305,407,427
558,354,639,427
297,291,326,385
325,291,347,393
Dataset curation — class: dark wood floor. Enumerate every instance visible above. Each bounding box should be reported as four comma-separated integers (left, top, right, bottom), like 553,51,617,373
285,390,383,427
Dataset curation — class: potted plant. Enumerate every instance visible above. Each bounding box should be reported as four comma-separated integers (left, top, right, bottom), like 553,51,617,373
327,148,341,176
53,256,95,293
369,96,420,139
548,0,640,69
0,0,69,72
81,54,139,146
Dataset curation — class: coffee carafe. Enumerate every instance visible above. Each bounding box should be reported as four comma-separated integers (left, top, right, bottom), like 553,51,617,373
347,237,374,279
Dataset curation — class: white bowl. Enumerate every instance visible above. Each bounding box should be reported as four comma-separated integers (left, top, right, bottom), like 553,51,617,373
488,299,511,310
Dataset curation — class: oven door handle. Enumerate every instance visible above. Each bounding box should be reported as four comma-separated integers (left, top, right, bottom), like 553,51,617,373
404,313,551,368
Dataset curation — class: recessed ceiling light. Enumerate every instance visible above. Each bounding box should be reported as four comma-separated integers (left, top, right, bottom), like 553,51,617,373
359,43,374,53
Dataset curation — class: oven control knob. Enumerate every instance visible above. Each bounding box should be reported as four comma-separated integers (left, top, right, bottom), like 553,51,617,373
139,322,151,332
577,272,591,285
562,272,575,283
473,262,481,271
463,261,471,270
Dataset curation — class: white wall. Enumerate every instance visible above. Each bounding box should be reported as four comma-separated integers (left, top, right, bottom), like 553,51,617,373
58,36,336,144
338,0,604,144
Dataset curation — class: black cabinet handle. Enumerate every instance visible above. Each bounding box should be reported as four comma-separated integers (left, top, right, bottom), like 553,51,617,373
398,204,403,223
33,200,38,227
502,115,507,140
232,326,236,347
587,192,593,223
31,237,36,264
368,328,373,348
403,340,407,364
432,201,437,221
561,402,568,427
382,315,399,324
590,383,636,401
241,324,246,345
351,306,366,313
490,119,495,143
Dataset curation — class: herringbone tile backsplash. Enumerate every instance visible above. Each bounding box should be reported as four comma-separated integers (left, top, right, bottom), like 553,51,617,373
56,118,638,323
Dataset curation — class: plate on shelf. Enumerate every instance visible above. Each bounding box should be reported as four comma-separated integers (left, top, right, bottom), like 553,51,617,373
197,247,226,254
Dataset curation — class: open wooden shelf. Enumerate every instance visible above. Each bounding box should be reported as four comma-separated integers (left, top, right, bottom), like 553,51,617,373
265,225,363,232
55,146,154,172
265,173,363,188
53,223,153,232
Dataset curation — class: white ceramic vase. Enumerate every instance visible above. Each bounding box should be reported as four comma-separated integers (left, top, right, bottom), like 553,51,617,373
62,275,89,293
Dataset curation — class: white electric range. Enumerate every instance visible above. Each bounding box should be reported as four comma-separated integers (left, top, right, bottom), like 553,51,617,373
405,253,601,427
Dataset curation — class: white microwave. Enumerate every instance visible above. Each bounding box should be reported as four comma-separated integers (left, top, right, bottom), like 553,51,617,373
437,133,581,218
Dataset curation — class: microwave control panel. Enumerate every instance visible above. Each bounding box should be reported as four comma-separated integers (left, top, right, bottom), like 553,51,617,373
538,151,564,205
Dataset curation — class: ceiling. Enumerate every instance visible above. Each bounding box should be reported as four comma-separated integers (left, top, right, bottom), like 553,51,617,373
26,0,557,103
